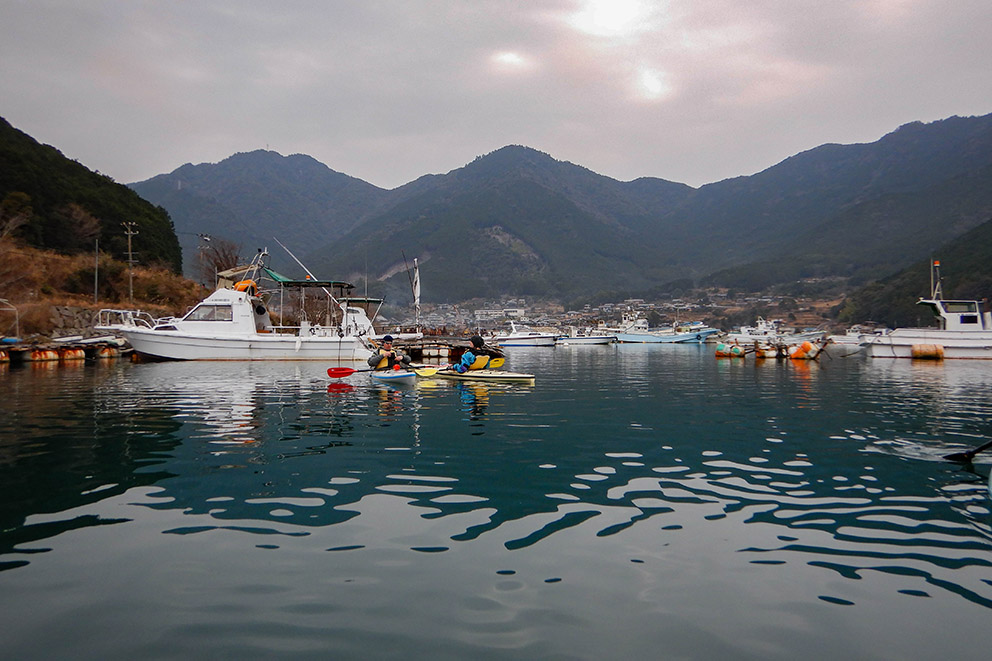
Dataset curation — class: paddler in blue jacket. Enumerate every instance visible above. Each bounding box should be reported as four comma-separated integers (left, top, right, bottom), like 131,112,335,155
367,335,412,370
453,335,489,373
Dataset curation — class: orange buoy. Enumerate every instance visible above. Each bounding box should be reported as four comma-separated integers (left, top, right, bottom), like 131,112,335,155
789,341,814,360
911,344,944,360
234,279,258,296
27,349,59,362
58,348,86,361
97,346,120,359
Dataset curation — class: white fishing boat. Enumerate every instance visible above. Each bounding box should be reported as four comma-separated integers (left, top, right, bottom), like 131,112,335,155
862,260,992,359
101,250,373,361
493,321,558,347
825,324,890,357
555,327,616,345
727,317,825,345
601,311,720,343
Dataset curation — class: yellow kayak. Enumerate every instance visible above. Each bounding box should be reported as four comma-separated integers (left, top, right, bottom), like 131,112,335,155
433,368,535,384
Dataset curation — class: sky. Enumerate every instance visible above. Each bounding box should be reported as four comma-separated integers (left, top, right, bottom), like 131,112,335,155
2,0,991,190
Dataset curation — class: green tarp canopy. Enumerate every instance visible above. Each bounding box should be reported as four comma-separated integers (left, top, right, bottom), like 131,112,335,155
262,267,354,290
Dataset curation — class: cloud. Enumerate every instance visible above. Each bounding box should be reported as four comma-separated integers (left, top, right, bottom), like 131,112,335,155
0,0,989,188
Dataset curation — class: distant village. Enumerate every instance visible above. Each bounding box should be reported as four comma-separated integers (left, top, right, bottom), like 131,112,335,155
379,285,841,336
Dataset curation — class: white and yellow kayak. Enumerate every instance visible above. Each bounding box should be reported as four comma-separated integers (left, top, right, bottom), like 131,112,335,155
369,369,417,385
433,368,535,384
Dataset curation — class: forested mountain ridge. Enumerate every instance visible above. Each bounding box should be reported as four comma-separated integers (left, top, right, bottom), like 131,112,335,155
0,117,181,271
129,150,390,274
10,111,988,307
300,114,992,303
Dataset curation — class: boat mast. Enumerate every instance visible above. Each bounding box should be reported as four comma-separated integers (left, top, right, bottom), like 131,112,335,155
931,259,943,300
274,237,346,328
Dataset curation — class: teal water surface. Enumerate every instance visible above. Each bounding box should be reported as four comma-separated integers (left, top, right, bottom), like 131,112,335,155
2,345,991,659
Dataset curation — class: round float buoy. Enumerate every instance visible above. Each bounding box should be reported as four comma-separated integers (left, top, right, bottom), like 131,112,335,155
97,346,119,359
911,344,944,360
58,348,86,361
234,279,258,296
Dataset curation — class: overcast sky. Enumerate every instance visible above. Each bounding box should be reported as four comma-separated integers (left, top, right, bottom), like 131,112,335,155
2,0,990,189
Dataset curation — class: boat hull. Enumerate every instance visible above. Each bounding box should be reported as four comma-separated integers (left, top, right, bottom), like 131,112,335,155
123,328,369,361
862,329,992,359
556,336,616,345
496,337,557,347
823,337,864,357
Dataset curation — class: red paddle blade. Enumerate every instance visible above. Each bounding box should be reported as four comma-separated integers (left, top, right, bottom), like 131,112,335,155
327,367,357,378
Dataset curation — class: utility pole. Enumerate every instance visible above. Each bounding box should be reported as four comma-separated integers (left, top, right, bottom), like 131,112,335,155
122,221,138,306
94,238,99,304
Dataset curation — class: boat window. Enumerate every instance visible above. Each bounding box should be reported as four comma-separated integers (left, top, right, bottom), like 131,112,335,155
960,315,979,325
942,301,977,313
185,304,234,321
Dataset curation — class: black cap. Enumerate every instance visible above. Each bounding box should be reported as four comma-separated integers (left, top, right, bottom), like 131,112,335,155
382,335,394,343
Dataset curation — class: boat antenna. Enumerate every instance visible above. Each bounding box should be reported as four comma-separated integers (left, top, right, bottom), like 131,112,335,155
931,258,943,300
274,237,346,330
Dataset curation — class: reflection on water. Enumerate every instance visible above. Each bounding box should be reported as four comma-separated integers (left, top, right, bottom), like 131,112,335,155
1,348,992,658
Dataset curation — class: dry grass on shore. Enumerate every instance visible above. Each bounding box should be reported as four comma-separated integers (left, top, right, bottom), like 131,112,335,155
1,241,205,336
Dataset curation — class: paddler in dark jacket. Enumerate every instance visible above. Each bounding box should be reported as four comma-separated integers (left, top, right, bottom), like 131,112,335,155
367,335,412,370
453,335,490,373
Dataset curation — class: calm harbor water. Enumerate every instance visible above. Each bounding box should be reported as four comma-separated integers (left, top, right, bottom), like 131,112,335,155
2,344,991,659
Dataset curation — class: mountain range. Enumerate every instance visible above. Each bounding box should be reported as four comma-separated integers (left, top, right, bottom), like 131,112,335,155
129,113,992,306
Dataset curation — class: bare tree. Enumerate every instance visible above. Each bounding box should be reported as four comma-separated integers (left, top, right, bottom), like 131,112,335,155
0,192,32,242
195,237,242,286
64,203,101,245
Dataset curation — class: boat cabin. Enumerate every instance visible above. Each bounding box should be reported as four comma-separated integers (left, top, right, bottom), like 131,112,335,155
917,298,992,331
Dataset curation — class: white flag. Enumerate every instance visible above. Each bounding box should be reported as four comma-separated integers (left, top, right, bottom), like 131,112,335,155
413,258,421,318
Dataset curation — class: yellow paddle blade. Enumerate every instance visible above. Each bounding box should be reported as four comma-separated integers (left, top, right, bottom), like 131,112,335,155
469,355,489,370
414,367,438,377
487,357,505,369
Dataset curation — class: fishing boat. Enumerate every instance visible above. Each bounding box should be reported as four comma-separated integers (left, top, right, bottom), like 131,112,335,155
598,311,665,343
862,260,992,359
601,311,720,343
493,321,557,347
433,368,536,384
824,324,890,357
103,250,373,361
726,317,825,345
555,327,616,345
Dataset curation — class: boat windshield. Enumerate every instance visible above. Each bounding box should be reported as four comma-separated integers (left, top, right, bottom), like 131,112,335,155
185,304,234,321
941,301,978,313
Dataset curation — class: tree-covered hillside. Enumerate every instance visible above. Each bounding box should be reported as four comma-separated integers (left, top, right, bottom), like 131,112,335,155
0,117,181,271
129,150,388,275
838,215,992,328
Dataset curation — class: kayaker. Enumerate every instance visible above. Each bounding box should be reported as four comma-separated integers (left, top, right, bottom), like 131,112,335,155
368,335,412,370
452,335,488,373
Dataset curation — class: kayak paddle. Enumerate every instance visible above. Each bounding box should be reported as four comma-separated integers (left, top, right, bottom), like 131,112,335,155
327,367,368,378
944,439,992,463
414,367,438,377
488,357,505,369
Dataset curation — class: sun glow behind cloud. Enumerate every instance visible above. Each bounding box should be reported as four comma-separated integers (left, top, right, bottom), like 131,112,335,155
569,0,656,38
492,51,527,68
637,67,671,100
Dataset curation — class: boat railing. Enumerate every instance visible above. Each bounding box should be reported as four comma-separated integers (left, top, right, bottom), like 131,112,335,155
94,308,160,330
267,323,348,338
